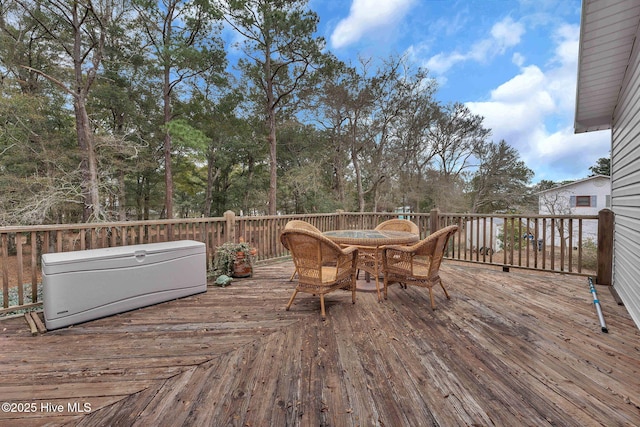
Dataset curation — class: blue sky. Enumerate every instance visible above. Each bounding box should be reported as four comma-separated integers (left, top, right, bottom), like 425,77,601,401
309,0,611,184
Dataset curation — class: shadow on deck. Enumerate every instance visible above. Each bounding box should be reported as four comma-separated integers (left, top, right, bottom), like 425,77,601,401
1,260,639,426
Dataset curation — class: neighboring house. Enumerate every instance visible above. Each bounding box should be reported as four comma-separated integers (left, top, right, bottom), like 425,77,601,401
538,175,611,216
393,206,412,220
575,0,640,329
537,175,611,245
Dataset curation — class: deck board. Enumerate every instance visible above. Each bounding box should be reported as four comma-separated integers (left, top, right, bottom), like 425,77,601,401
1,260,639,426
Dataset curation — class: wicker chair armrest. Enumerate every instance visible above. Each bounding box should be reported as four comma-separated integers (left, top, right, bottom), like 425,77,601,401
340,245,359,256
334,247,358,276
380,243,418,253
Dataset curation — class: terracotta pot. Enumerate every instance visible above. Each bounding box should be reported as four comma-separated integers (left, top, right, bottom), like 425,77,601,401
232,258,252,278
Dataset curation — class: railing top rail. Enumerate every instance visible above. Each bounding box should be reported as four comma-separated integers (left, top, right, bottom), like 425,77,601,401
234,213,337,220
440,213,599,220
0,212,601,233
0,217,227,233
336,211,428,216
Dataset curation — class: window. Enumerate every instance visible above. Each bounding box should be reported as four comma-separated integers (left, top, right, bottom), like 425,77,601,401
575,196,592,207
570,195,596,207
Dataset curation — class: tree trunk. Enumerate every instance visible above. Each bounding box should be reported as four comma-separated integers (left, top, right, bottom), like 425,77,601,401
74,97,101,222
243,155,255,212
205,147,215,217
267,113,277,215
265,46,277,216
332,132,346,206
333,160,345,205
163,62,173,219
143,177,150,220
163,132,173,219
349,121,365,212
71,1,101,223
351,146,365,212
118,168,126,221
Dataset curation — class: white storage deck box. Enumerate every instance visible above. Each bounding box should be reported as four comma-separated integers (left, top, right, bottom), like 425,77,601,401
42,240,207,330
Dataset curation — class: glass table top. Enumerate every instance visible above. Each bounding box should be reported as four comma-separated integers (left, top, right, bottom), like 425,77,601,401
323,229,419,246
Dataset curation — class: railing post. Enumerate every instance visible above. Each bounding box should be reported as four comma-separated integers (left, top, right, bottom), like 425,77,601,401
597,209,614,285
430,208,440,233
336,209,344,230
1,233,9,308
224,210,236,243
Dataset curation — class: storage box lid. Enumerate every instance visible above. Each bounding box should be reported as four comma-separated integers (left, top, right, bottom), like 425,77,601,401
42,240,205,275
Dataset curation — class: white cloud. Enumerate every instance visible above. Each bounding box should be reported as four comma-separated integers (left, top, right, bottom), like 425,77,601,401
490,65,550,104
425,52,466,75
426,16,525,74
330,0,416,49
490,16,525,50
512,52,526,67
466,23,610,182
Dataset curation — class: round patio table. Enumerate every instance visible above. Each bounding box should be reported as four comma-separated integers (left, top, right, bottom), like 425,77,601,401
323,229,420,247
323,229,419,300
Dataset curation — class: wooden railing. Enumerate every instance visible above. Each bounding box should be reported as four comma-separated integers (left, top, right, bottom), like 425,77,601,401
437,212,605,275
0,209,614,314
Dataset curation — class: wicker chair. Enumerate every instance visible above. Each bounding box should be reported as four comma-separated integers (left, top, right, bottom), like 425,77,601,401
381,225,458,309
284,219,322,234
375,219,419,235
355,219,419,290
283,220,325,281
280,228,359,319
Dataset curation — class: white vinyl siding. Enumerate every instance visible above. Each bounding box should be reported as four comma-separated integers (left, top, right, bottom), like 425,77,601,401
611,23,640,329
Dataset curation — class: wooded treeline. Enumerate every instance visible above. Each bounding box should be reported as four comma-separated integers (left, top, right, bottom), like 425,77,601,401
0,0,535,226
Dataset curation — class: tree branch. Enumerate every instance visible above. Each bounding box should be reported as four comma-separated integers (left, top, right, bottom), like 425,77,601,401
18,65,75,97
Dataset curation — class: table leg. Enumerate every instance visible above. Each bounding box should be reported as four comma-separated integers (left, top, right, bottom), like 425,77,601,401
353,245,383,301
374,254,382,302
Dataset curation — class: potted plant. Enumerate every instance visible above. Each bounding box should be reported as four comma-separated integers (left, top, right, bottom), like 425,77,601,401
212,241,257,279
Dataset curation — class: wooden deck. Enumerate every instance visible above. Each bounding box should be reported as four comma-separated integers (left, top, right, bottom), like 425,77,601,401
1,260,639,426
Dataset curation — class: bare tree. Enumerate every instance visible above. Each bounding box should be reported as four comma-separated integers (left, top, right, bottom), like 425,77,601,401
14,0,124,221
428,102,490,179
354,57,436,212
538,183,572,251
306,57,357,207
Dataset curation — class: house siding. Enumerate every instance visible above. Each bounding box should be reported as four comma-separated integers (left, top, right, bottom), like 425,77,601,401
611,24,640,329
